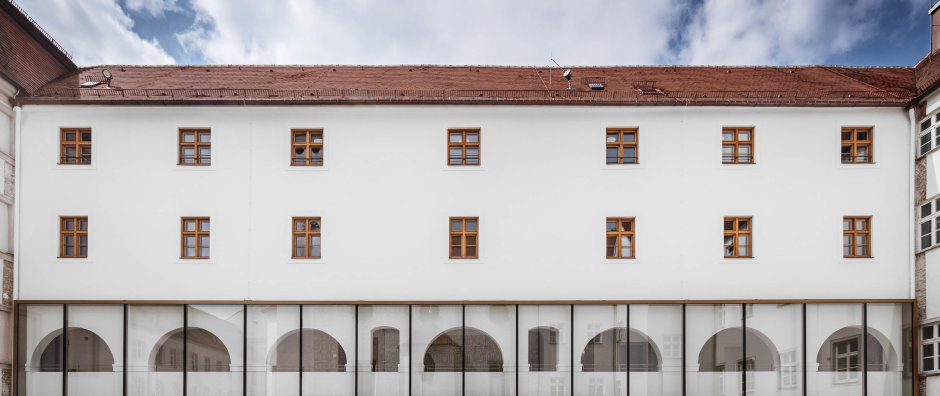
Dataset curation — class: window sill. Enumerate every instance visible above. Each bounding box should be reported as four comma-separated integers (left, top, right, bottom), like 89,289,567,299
720,258,758,264
54,258,91,264
720,163,757,168
442,166,485,172
56,164,97,170
921,371,940,378
175,260,214,264
601,259,639,264
174,166,215,171
286,166,329,172
840,259,878,265
443,260,484,264
838,162,878,169
286,259,324,264
601,164,644,170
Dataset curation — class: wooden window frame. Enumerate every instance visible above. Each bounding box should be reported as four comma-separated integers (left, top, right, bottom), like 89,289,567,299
841,127,873,164
290,129,324,166
449,217,478,259
721,127,754,164
605,128,638,164
447,129,481,166
843,216,872,258
59,128,91,165
181,217,210,259
178,128,211,166
606,217,635,259
292,217,322,259
59,216,88,258
723,216,753,258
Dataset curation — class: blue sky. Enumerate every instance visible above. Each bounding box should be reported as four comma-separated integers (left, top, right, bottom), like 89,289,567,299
17,0,934,67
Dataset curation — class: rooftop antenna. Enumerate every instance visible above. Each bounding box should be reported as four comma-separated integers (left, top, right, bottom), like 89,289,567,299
101,69,113,88
550,57,573,90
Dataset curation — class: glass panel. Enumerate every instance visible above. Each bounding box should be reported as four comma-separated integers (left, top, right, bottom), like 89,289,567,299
607,221,617,232
867,303,913,396
182,132,195,143
723,220,733,231
466,148,479,165
64,220,74,231
184,236,195,249
744,304,802,396
78,219,88,231
200,220,210,232
181,147,195,164
607,147,619,163
466,133,479,143
620,221,631,232
925,326,935,340
187,305,244,395
246,305,300,395
855,219,867,231
295,220,306,232
843,219,853,230
127,305,184,396
294,133,307,143
358,305,409,396
923,203,932,219
466,246,477,257
449,133,462,143
620,236,632,258
80,131,91,141
574,305,628,396
465,305,515,395
310,134,323,144
723,236,733,257
466,220,477,232
686,304,743,396
606,133,619,143
310,237,321,257
737,220,749,231
295,236,306,257
64,147,76,161
841,131,852,141
519,305,571,396
722,131,734,141
412,305,462,396
737,130,751,141
623,133,636,143
721,146,733,163
465,235,477,245
184,220,196,232
198,132,211,143
738,145,751,162
198,147,211,164
629,305,682,396
623,148,636,163
451,220,462,232
18,304,63,396
66,305,122,396
856,130,869,140
302,305,355,396
64,132,76,141
844,235,853,256
807,303,863,395
293,147,306,163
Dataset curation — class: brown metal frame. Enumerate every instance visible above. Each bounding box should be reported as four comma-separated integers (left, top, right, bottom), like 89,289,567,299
291,217,321,259
721,127,754,164
447,129,480,166
606,217,635,259
178,128,211,166
724,216,753,258
841,126,874,164
180,217,209,259
606,127,639,164
58,216,87,258
290,129,324,166
58,128,91,165
844,216,873,258
449,217,478,259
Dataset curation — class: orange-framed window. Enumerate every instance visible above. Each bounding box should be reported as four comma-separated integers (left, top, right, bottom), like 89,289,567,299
291,129,324,166
59,216,88,258
843,216,871,258
721,127,753,164
448,129,480,165
179,128,211,165
606,128,638,164
181,217,210,259
60,128,91,164
724,217,752,258
292,217,322,258
841,127,873,164
606,217,635,259
449,217,478,258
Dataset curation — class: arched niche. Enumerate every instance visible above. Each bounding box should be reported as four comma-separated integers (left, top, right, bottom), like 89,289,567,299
268,328,348,372
150,327,231,372
697,327,778,372
424,327,503,372
34,328,115,372
815,326,898,372
580,327,661,372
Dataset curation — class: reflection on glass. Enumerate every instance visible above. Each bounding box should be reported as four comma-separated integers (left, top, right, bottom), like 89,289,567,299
302,305,354,396
519,305,571,396
807,303,863,396
127,305,183,396
412,305,461,396
465,305,514,395
247,305,300,396
19,304,63,396
867,303,913,396
746,304,801,396
575,305,627,396
629,305,682,396
687,304,742,396
358,305,409,396
67,305,122,396
186,305,243,395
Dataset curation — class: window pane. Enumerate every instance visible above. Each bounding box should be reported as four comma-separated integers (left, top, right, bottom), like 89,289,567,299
66,305,123,396
686,304,743,396
310,235,321,248
199,146,211,157
64,132,76,141
199,235,210,248
722,131,734,141
181,147,195,163
867,303,913,395
466,246,477,256
807,303,863,395
926,326,935,340
745,304,802,396
184,220,196,232
606,147,619,163
623,148,636,163
18,304,64,396
721,146,734,163
723,236,734,257
312,134,323,144
302,305,355,395
923,204,932,218
200,220,210,232
80,131,91,141
412,305,462,395
855,245,867,257
128,305,184,396
519,305,571,395
606,133,619,143
451,220,462,232
187,305,243,395
737,130,750,141
295,220,306,231
465,235,477,245
738,145,751,162
78,219,88,231
622,132,635,143
925,355,935,371
185,247,195,257
449,148,462,159
855,219,868,230
466,220,477,232
198,132,211,143
606,221,617,232
737,220,749,231
841,131,852,141
620,221,631,232
294,133,306,143
310,220,320,231
574,305,627,396
357,305,409,395
246,305,300,395
449,133,462,143
295,236,305,257
450,246,461,257
466,132,479,143
182,132,195,143
723,220,733,231
856,130,869,140
630,305,682,396
463,305,515,394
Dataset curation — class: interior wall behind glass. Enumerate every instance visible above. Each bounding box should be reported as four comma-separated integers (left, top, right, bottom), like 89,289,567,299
806,303,863,396
301,305,355,396
18,304,62,396
573,304,628,396
66,305,123,396
127,305,183,396
464,305,515,396
246,305,300,396
686,304,743,396
187,305,244,396
412,305,462,396
518,304,571,396
746,303,802,396
629,304,682,396
357,305,409,396
867,303,913,396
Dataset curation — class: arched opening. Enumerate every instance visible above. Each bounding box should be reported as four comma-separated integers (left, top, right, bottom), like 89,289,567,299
35,328,115,372
697,327,778,372
528,326,559,371
151,327,231,372
372,327,400,372
424,327,503,372
268,329,347,372
580,328,661,372
815,326,897,374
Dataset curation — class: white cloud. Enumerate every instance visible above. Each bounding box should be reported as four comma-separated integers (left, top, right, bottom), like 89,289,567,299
678,0,891,65
17,0,176,66
124,0,181,17
177,0,687,66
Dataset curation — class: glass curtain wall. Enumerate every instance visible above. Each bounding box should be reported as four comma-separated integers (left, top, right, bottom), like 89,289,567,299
518,304,571,396
246,304,300,395
357,305,410,396
574,304,628,396
464,305,515,396
127,305,184,396
66,305,123,396
867,303,913,396
806,303,864,396
301,305,355,396
745,303,802,396
412,305,462,396
686,304,743,396
629,304,682,396
187,305,244,395
18,304,63,396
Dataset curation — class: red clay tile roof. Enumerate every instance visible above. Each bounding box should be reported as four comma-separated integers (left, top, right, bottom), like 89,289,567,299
18,65,917,107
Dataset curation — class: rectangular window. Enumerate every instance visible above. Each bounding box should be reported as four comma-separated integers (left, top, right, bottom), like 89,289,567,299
449,217,478,258
181,217,210,258
919,199,940,251
841,127,873,163
605,217,635,259
59,216,88,258
721,127,753,164
60,128,91,164
780,350,798,388
833,337,861,383
447,129,480,165
179,128,211,165
723,217,752,258
291,129,324,166
843,216,871,258
923,324,940,374
292,217,321,258
606,128,638,164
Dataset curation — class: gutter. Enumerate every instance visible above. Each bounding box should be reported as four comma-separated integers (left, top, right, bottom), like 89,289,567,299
12,106,20,303
910,107,918,300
